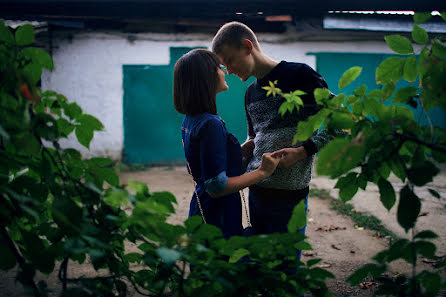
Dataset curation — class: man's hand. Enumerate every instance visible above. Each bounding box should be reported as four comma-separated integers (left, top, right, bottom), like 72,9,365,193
271,147,307,168
241,138,255,158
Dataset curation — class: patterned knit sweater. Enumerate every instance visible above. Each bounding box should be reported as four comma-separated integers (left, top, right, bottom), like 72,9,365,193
245,61,331,191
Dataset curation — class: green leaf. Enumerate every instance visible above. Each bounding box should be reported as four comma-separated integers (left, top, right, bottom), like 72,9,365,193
432,39,446,58
418,271,441,294
229,248,250,263
78,114,104,131
347,263,385,286
339,66,362,90
20,47,54,71
397,185,421,232
393,86,418,104
75,125,94,149
0,20,15,44
104,189,128,208
64,102,83,120
376,57,405,84
407,161,439,186
156,247,180,265
416,241,437,259
381,83,396,99
385,35,414,55
442,12,446,22
378,178,396,211
314,88,331,104
306,258,322,267
0,234,17,270
329,112,355,129
428,188,441,199
346,95,359,106
295,241,312,250
339,183,358,202
388,157,406,181
316,138,365,178
403,56,418,82
414,230,438,239
331,94,347,106
367,89,383,100
412,24,429,45
294,109,330,142
287,199,306,232
354,85,367,97
414,12,432,24
15,24,35,46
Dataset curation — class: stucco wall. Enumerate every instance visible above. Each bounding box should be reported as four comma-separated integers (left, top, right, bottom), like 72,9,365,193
41,29,394,160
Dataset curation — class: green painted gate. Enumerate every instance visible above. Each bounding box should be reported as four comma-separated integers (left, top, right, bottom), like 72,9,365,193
311,52,446,129
123,47,254,165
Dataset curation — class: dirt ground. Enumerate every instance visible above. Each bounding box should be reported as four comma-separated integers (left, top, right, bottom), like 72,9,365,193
1,166,445,297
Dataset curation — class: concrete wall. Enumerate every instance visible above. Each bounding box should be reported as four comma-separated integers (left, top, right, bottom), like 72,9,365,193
41,29,395,160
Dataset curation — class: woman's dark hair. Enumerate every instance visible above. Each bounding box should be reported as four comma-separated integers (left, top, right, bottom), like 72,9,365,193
173,48,220,115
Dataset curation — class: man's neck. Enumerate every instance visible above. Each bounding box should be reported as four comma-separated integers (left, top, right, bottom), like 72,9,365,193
253,54,279,80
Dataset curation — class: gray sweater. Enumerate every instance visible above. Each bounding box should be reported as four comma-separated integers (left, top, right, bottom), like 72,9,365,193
245,61,331,191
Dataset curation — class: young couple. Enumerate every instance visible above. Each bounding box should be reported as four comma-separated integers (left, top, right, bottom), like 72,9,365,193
173,22,331,257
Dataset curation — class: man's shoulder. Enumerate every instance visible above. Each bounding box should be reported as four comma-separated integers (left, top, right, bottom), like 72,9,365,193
278,61,315,74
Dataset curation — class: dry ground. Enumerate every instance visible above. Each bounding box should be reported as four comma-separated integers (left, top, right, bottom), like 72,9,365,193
1,166,445,297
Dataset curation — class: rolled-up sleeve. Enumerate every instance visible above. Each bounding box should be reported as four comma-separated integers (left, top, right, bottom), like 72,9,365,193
204,170,228,193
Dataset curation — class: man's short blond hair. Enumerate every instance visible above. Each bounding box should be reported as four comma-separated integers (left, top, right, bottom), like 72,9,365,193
211,21,260,54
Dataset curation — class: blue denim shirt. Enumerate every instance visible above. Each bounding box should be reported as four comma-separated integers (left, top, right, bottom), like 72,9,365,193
182,113,243,238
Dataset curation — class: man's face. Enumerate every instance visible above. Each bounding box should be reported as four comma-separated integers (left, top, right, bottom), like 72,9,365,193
217,44,253,82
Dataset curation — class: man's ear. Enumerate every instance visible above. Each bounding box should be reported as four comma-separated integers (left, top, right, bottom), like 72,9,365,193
243,39,254,54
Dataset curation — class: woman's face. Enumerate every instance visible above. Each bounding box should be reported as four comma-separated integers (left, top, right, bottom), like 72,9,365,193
216,65,229,94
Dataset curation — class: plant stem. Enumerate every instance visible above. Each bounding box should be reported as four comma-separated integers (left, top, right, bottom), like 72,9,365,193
0,226,41,297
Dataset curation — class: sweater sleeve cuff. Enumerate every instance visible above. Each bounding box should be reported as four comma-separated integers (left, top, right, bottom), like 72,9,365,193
303,140,318,156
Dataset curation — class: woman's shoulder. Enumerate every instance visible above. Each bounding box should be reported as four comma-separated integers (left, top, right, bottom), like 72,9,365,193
183,113,225,136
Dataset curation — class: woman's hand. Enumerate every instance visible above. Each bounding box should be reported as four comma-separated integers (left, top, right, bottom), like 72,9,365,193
258,153,280,178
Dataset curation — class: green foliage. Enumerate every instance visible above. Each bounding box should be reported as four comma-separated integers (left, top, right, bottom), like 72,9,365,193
265,11,446,296
1,23,333,297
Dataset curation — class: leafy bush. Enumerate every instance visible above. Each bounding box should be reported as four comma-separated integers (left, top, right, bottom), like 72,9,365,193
0,21,333,297
264,11,446,296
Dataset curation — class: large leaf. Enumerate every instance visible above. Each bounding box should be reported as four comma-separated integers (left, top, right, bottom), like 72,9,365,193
397,185,421,232
347,263,385,286
20,47,54,71
414,12,431,24
412,24,429,45
0,20,15,44
432,39,446,58
287,199,306,232
229,248,250,263
338,66,362,90
376,57,405,84
378,178,396,211
15,24,34,46
403,56,418,82
316,138,365,178
393,86,418,104
407,161,439,186
384,35,414,55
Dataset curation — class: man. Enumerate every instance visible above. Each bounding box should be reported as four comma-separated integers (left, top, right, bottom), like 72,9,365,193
211,21,331,256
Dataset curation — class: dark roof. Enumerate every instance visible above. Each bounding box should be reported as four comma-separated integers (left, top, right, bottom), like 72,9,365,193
1,0,444,20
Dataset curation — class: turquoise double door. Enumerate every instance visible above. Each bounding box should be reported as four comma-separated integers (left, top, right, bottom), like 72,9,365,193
123,50,445,164
123,47,253,165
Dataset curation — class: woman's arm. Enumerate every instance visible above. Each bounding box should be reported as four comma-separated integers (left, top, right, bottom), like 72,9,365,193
209,153,279,198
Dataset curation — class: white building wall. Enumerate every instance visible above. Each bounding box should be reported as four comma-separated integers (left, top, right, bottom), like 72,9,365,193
41,30,394,160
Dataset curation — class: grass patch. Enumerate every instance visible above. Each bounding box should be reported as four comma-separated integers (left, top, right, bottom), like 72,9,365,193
310,188,399,242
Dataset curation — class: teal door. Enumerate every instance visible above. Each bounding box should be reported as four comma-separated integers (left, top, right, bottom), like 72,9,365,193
311,52,446,129
123,47,253,165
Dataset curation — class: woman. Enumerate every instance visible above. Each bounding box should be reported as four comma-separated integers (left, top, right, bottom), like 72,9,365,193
173,49,279,239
